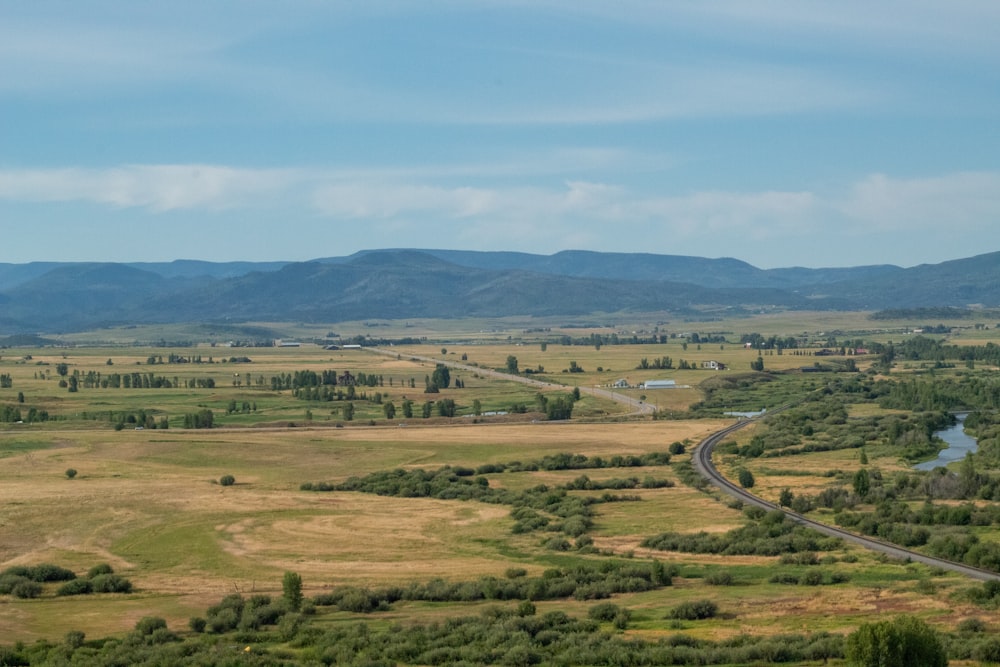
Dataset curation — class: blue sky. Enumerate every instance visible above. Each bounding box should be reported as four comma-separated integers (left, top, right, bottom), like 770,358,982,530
2,1,999,269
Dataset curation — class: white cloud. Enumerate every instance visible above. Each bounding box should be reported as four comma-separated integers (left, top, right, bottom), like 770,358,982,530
0,165,296,211
3,164,999,262
842,172,1000,232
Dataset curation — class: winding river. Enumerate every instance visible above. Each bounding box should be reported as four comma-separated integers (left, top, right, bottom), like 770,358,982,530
915,413,978,471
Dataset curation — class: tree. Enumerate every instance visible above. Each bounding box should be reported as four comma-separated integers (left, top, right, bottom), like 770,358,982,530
282,571,303,611
472,399,482,416
219,474,236,486
56,363,69,377
401,399,413,419
343,402,354,421
853,468,871,498
383,401,396,420
737,468,755,489
65,468,78,480
779,488,793,507
750,356,765,371
845,615,946,667
859,448,869,465
506,355,519,375
431,364,451,389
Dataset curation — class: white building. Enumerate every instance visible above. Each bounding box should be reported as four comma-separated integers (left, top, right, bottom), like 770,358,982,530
643,379,676,389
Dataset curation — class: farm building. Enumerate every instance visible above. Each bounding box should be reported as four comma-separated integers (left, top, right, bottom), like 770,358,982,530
612,378,630,388
643,379,676,389
702,360,726,370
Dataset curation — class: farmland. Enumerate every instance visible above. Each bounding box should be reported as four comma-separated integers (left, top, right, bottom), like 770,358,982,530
2,312,1000,664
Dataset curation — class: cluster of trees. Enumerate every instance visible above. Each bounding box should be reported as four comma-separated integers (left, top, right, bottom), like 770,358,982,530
111,409,167,430
642,508,841,556
637,356,673,370
0,373,11,388
272,369,391,391
182,409,214,429
313,560,674,612
145,353,220,364
0,405,49,423
0,563,132,600
58,370,216,391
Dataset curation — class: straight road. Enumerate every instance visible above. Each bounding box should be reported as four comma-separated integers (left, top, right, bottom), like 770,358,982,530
368,347,655,416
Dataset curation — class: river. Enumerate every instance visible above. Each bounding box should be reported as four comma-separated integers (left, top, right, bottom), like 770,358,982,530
915,413,978,471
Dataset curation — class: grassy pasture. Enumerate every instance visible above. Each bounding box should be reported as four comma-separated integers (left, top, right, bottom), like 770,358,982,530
0,416,979,645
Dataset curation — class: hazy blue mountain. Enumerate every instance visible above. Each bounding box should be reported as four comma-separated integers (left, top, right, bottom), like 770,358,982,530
0,249,997,333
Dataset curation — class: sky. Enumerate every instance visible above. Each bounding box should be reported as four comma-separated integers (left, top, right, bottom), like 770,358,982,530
2,1,999,269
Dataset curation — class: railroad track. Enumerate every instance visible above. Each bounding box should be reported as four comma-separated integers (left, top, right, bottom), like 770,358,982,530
692,414,1000,582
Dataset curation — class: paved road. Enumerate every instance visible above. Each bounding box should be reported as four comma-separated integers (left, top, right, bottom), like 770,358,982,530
368,347,655,416
691,416,1000,582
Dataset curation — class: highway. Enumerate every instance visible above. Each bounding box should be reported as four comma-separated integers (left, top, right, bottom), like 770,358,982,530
691,416,1000,582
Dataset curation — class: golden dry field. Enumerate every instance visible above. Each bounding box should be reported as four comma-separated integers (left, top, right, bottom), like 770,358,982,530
0,325,996,656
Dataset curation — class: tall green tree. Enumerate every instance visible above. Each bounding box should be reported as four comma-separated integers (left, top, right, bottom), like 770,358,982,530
845,615,946,667
282,571,303,611
431,364,451,389
506,355,519,375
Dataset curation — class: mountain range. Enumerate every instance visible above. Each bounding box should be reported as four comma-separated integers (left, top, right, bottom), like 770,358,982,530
1,249,998,334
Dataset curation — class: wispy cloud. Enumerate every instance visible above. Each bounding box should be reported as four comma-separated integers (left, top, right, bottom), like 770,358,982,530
0,165,296,211
3,163,999,268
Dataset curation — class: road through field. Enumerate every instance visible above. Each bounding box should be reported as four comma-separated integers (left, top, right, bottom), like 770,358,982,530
691,417,1000,582
368,347,655,416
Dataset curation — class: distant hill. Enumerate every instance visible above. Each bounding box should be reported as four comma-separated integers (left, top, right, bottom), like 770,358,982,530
0,249,998,334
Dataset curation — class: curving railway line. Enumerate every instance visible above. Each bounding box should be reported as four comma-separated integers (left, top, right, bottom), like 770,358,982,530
691,415,1000,582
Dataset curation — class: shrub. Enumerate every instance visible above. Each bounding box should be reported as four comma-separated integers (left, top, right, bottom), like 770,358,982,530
704,570,734,586
57,579,93,596
90,574,133,593
28,563,76,582
588,602,622,622
799,570,824,586
12,581,42,599
65,468,77,479
189,617,207,633
134,616,167,636
86,563,114,578
957,617,986,633
219,474,236,486
669,599,718,620
0,574,30,595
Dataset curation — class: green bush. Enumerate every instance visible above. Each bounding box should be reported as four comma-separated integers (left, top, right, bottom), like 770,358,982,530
0,574,30,595
57,579,93,596
669,599,718,620
90,574,133,593
704,570,734,586
219,474,236,486
588,602,622,622
12,581,42,599
87,563,114,578
134,616,167,636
